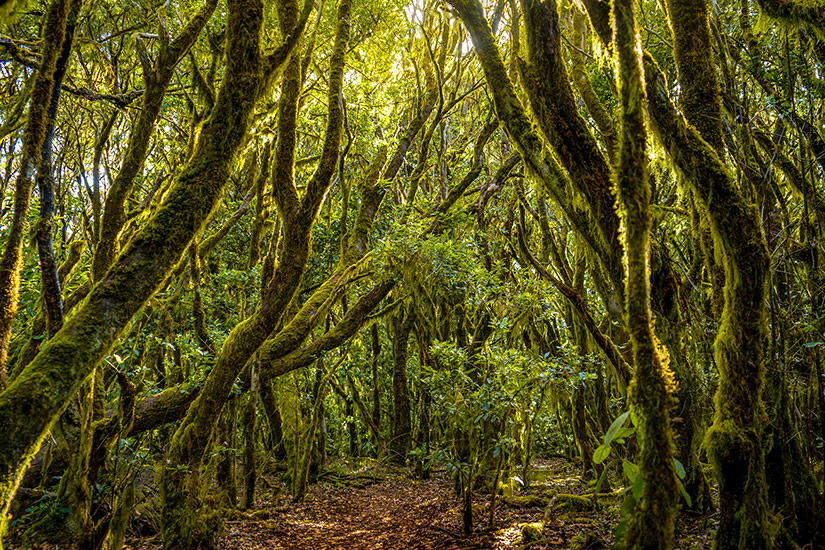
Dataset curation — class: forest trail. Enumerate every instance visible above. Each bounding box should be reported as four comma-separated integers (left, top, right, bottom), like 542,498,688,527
203,459,715,550
219,473,501,550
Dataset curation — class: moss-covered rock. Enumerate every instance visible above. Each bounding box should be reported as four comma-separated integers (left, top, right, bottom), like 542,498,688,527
548,493,594,513
519,522,544,544
501,495,548,508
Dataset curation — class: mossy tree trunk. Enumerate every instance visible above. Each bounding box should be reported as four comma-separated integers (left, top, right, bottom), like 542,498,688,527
611,0,679,548
644,45,773,550
241,365,259,510
371,323,382,456
160,0,345,544
754,0,825,36
517,0,624,298
215,395,238,508
447,0,616,302
34,0,79,341
663,0,726,320
390,309,414,464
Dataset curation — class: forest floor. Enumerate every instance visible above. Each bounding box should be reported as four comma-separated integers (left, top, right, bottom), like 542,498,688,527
6,458,717,549
131,458,716,549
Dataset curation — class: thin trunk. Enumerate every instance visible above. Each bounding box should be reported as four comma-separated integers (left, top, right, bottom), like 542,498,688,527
370,323,382,455
241,365,258,510
391,310,414,464
35,0,79,339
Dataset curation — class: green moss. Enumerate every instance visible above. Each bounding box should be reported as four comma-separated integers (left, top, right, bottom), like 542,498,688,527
613,0,680,547
519,522,544,543
664,0,725,153
754,0,825,42
548,493,594,513
643,34,773,550
502,495,548,508
447,0,615,293
570,531,607,549
0,0,75,391
517,0,622,296
91,0,218,282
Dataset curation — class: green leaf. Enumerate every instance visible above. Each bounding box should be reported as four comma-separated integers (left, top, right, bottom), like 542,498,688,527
632,474,644,500
678,478,692,507
604,411,630,446
620,495,636,517
614,427,635,440
674,459,686,480
622,459,639,482
595,462,610,493
593,443,611,464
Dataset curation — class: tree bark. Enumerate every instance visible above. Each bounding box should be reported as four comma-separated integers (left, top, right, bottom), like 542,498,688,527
612,0,679,547
390,309,414,464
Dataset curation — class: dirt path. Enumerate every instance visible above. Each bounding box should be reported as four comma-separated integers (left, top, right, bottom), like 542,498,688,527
221,474,499,549
120,460,712,549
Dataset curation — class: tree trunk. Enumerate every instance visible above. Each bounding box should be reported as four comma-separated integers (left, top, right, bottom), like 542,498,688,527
371,323,382,456
391,310,414,464
613,1,679,547
241,365,259,511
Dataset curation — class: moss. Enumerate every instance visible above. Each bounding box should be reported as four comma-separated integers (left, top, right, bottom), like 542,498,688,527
612,1,680,548
754,0,825,42
188,243,215,354
664,0,725,153
0,0,88,534
570,531,607,549
2,0,267,545
447,0,614,290
0,0,75,391
502,495,548,508
344,145,388,264
568,8,617,162
548,493,594,513
91,0,219,282
643,37,773,550
517,0,623,297
519,522,544,543
162,0,356,542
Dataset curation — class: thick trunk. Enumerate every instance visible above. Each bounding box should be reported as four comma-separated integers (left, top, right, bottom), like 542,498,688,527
613,1,679,547
517,0,623,297
161,0,343,544
581,2,775,545
644,49,773,550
